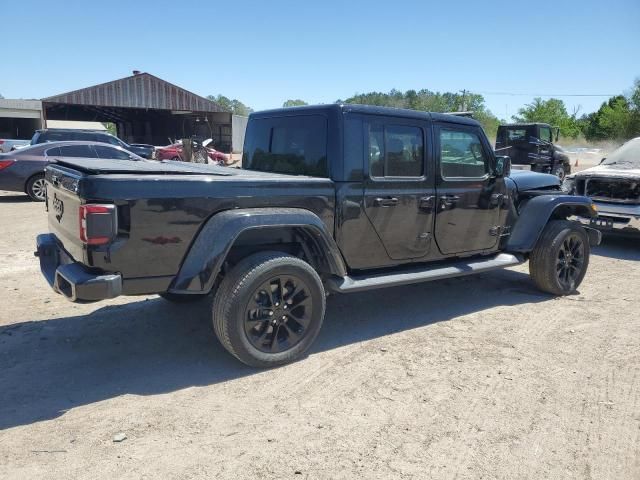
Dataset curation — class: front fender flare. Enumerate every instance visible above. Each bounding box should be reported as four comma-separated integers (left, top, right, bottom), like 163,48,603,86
506,195,597,252
169,208,347,293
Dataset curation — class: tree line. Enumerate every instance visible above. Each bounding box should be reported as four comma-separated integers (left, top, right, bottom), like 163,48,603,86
512,79,640,142
209,77,640,142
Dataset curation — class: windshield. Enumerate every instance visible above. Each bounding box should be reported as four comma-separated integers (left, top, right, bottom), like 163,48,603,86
603,137,640,167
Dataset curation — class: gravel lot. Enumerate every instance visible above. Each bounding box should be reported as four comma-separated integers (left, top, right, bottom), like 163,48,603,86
0,185,638,480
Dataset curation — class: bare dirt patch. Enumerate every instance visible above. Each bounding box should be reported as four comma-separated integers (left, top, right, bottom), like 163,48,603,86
0,191,638,479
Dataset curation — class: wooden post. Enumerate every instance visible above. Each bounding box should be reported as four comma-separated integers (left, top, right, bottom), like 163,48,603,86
182,138,192,162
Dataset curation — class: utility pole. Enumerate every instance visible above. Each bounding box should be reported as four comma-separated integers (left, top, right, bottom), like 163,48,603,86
460,89,467,112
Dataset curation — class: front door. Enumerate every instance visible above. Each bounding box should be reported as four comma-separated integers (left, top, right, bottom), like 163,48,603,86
362,118,436,261
536,125,554,169
434,124,505,255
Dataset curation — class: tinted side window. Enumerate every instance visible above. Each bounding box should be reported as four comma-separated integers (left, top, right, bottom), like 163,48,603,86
440,129,488,179
243,115,328,177
368,124,424,178
57,145,96,158
101,135,124,146
44,146,61,157
538,127,552,143
94,145,133,160
506,128,528,142
369,125,384,177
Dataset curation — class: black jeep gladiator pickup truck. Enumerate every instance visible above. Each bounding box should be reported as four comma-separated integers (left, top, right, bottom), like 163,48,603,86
36,104,601,367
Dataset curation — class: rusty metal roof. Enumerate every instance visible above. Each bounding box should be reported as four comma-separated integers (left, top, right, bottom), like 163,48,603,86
42,72,227,113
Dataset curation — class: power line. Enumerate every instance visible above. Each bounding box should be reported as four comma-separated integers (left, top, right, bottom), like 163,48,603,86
470,90,617,97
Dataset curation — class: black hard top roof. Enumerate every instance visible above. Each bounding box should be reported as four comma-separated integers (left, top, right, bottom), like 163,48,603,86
251,104,481,127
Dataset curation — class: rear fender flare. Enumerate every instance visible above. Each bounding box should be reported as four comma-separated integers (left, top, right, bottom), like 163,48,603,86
506,195,597,252
169,208,347,293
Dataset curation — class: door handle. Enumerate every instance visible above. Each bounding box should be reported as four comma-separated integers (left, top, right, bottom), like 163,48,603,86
490,193,504,207
419,195,435,212
373,197,399,207
440,195,460,209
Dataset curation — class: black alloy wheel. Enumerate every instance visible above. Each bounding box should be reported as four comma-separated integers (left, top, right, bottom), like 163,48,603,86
244,275,312,353
529,220,590,295
212,251,325,367
555,233,585,292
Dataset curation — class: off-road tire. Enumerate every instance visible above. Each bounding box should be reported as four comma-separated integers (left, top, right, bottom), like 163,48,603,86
212,251,325,368
26,174,46,202
159,292,209,303
529,220,590,295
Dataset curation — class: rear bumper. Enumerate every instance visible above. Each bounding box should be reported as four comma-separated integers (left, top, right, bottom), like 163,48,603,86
35,233,122,302
576,202,640,235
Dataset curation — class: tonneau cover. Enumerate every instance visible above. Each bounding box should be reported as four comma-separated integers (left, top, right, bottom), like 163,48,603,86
51,158,234,175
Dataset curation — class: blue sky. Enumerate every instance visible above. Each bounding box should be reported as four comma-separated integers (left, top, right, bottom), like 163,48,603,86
3,0,639,119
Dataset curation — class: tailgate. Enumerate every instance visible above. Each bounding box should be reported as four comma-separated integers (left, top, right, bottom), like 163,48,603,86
45,165,86,261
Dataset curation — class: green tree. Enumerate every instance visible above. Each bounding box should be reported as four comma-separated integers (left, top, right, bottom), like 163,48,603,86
579,79,640,141
102,122,117,136
207,95,253,116
581,95,636,141
512,98,581,139
282,99,308,107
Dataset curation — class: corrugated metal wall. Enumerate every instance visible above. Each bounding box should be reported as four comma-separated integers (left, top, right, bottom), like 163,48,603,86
43,73,226,113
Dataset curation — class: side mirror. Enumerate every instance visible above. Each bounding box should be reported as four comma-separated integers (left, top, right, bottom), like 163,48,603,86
494,155,511,178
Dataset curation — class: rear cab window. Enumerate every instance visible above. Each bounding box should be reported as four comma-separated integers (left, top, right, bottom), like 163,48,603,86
242,115,328,177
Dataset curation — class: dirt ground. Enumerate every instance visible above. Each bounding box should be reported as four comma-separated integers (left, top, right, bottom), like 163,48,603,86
0,180,638,479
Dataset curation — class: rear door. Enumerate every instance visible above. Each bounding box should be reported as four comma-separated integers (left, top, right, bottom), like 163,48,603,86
434,123,505,255
362,116,436,260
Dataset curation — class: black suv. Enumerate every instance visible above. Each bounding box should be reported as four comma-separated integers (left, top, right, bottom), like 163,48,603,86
495,123,571,180
37,105,600,368
31,129,154,159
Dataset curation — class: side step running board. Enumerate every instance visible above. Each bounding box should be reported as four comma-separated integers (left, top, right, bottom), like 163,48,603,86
327,253,525,293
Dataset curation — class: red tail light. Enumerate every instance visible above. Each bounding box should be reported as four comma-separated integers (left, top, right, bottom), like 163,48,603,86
0,160,15,171
79,204,117,245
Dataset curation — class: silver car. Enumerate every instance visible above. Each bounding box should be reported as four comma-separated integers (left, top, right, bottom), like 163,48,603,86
0,141,143,201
